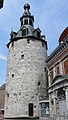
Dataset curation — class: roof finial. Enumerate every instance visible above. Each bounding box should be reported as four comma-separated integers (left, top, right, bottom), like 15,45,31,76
26,0,28,4
24,1,30,10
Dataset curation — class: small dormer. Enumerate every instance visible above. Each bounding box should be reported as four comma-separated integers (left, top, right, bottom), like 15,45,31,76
33,28,41,38
10,31,17,41
21,26,28,36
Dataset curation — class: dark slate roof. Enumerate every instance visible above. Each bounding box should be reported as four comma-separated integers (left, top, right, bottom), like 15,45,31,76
59,27,68,43
0,83,6,91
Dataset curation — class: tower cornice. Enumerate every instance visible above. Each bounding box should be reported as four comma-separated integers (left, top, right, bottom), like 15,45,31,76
7,36,47,50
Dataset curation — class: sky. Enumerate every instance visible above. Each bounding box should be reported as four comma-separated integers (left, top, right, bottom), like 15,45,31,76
0,0,68,85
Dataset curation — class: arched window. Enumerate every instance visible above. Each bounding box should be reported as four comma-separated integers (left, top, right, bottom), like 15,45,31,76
24,19,28,25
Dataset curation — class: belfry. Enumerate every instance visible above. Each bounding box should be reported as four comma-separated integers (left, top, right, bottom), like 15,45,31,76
4,2,49,120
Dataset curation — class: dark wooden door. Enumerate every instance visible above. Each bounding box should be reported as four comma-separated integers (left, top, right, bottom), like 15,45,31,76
29,103,33,116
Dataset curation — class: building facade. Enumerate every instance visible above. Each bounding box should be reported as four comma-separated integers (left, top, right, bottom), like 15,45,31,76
47,27,68,120
0,84,5,119
4,3,49,119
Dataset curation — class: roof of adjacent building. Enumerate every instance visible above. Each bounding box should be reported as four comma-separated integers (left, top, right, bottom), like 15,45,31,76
59,27,68,43
0,83,5,91
47,27,68,64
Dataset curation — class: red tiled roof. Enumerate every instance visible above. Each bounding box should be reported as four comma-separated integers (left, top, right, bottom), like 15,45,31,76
59,27,68,43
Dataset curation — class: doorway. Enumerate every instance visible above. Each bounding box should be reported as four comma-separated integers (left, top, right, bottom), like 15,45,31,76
29,103,33,116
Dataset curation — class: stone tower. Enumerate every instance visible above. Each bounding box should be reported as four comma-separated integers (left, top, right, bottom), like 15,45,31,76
5,3,48,119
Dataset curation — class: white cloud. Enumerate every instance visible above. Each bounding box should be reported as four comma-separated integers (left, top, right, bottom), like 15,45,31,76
0,54,7,61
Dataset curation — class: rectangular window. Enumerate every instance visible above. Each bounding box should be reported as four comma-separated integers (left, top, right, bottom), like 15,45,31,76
44,67,47,72
22,29,26,36
37,31,40,38
63,59,68,74
29,20,33,26
38,82,40,86
56,65,60,75
21,54,24,59
50,70,53,81
24,19,28,25
12,73,14,78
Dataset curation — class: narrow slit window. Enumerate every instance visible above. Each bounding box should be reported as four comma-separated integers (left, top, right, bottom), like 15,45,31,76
11,42,14,47
12,73,14,78
7,93,9,97
21,54,24,59
45,67,47,72
38,82,40,86
27,39,30,44
42,43,44,47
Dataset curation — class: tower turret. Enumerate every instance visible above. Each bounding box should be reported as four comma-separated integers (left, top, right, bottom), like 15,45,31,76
5,2,48,120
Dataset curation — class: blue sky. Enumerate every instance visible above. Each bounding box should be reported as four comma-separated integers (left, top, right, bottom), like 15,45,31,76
0,0,68,85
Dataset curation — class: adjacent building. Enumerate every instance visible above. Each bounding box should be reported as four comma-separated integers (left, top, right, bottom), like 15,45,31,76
0,83,5,119
47,27,68,119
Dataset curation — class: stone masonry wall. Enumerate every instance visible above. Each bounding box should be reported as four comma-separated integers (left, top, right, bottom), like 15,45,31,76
5,38,47,118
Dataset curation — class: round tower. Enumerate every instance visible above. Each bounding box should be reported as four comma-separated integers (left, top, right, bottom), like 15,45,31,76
5,3,48,119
